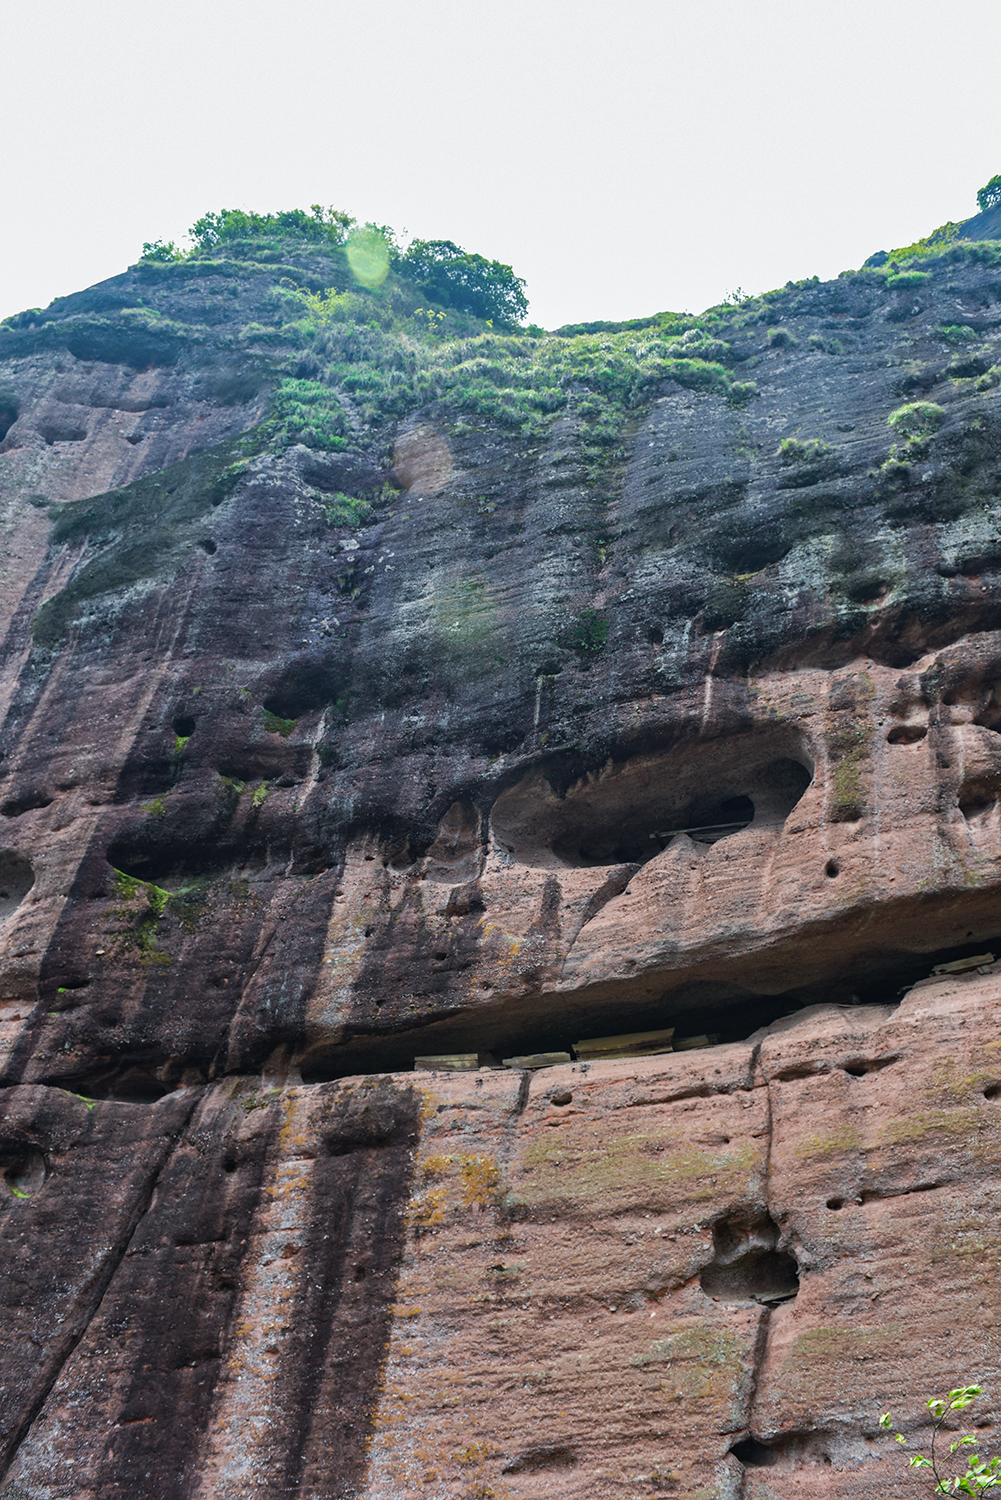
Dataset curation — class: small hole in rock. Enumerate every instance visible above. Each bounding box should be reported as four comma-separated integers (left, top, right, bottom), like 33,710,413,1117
700,1210,799,1304
1,791,53,817
550,1090,573,1106
887,723,927,745
0,851,35,921
173,716,196,738
1,1144,47,1199
826,1197,845,1210
432,950,449,962
984,1084,1001,1101
198,538,217,555
825,859,840,878
959,776,998,822
646,626,664,645
730,1438,776,1468
353,1265,367,1281
0,397,18,444
223,1156,238,1174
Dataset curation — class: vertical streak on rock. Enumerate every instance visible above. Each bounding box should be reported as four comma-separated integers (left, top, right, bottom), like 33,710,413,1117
734,1042,776,1475
2,1083,278,1499
0,1085,200,1483
192,1079,422,1500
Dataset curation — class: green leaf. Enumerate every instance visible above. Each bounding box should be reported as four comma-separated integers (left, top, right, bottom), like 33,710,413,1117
879,1414,893,1429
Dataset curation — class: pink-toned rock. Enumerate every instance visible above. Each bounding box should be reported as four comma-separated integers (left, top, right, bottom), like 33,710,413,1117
3,238,1001,1496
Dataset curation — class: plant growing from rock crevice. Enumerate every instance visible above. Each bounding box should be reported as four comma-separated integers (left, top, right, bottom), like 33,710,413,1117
880,1385,1001,1495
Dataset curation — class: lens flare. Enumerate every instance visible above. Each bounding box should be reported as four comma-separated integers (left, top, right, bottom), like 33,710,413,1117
346,227,390,288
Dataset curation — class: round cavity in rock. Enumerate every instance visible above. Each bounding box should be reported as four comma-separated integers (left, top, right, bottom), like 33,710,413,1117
960,782,997,821
0,851,34,921
699,1210,799,1303
1,1143,47,1199
983,1083,1001,1102
730,1438,776,1468
825,859,840,878
887,723,928,745
172,715,196,738
198,537,217,554
549,1090,573,1106
1,791,53,818
826,1197,845,1210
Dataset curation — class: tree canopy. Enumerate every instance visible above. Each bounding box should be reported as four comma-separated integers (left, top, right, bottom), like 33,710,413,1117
139,207,530,327
977,175,1001,214
188,206,357,252
399,239,528,327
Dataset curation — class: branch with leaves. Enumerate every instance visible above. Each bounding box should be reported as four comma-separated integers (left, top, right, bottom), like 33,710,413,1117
880,1386,1001,1496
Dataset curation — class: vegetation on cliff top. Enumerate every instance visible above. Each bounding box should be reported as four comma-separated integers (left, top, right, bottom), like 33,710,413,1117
142,204,528,328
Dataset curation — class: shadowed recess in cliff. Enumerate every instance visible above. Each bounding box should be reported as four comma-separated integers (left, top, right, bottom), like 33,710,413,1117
296,923,1001,1082
489,732,813,868
0,852,34,922
700,1209,799,1305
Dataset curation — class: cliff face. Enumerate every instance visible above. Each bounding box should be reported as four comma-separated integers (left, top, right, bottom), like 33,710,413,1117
1,232,1001,1498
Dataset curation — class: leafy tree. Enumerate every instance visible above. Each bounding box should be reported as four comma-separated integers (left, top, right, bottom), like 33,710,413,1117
140,239,183,263
400,239,528,327
188,205,355,252
881,1385,1001,1495
977,176,1001,213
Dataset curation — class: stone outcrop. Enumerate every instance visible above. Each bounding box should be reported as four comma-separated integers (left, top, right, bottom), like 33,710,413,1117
1,230,1001,1496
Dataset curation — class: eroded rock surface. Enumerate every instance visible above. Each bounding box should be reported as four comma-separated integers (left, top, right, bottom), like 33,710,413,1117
2,235,1001,1495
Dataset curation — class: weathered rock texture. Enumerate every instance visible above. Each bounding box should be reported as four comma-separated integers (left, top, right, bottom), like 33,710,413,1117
2,228,1001,1497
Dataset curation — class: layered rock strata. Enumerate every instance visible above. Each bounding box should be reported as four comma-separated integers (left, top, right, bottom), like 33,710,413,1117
1,235,1001,1496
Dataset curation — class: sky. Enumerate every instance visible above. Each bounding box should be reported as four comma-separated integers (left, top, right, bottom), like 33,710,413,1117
3,0,1000,330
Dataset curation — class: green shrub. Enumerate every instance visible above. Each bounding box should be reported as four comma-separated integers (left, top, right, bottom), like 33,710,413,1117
778,437,833,465
977,174,1001,213
768,327,797,348
940,325,978,344
189,205,355,253
887,401,946,440
399,239,528,327
263,710,296,737
140,239,184,264
267,378,349,451
323,492,372,527
886,270,931,288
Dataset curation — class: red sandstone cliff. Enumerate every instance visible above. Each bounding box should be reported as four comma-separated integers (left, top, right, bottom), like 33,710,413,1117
1,231,1001,1497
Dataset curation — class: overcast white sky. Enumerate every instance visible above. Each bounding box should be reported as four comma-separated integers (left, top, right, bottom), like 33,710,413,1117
3,0,999,329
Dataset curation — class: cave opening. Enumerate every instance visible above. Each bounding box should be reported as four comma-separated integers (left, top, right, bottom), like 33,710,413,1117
491,739,814,870
297,929,1001,1084
0,395,17,445
0,851,35,921
41,1064,172,1103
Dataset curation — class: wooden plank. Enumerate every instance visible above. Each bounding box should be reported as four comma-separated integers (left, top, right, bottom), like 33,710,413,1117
501,1052,572,1070
573,1028,675,1059
413,1054,480,1071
